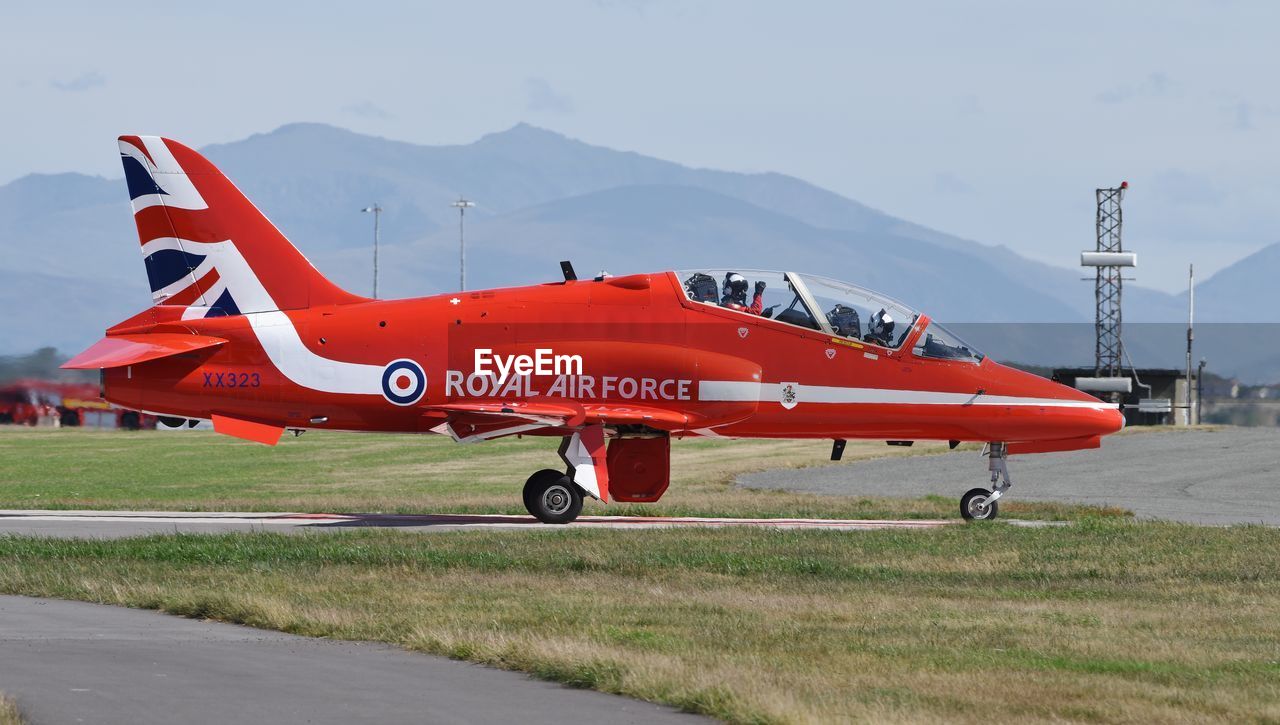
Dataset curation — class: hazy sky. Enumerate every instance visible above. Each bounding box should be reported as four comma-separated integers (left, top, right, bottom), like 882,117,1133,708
3,0,1275,292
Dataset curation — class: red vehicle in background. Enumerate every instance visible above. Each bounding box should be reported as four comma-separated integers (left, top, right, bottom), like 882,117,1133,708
0,380,55,426
0,380,153,429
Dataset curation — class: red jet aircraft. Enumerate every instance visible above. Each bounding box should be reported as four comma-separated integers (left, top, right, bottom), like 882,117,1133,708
65,136,1125,523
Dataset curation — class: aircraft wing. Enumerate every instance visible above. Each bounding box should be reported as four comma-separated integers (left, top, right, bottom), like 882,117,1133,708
62,333,228,369
423,401,689,443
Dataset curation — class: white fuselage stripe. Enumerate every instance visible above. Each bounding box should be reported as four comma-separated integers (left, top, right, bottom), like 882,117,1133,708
698,381,1116,410
202,242,385,395
245,310,384,395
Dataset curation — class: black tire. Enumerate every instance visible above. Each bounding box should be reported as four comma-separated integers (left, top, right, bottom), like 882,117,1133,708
523,470,583,524
119,411,141,431
59,410,80,427
960,487,999,521
523,469,564,513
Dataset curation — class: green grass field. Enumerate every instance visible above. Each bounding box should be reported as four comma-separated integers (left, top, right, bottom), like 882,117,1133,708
1,523,1277,723
5,426,1272,722
0,427,1119,520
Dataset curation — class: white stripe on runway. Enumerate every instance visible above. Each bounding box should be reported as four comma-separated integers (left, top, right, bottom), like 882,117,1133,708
0,510,956,531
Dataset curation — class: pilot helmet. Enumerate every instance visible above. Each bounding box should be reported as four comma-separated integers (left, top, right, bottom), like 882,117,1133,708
871,308,895,338
684,273,719,303
722,272,749,303
828,304,861,337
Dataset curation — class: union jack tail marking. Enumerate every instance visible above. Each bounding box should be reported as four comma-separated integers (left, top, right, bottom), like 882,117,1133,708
117,135,363,319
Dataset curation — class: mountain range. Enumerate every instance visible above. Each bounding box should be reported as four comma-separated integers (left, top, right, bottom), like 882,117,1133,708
1,122,1276,376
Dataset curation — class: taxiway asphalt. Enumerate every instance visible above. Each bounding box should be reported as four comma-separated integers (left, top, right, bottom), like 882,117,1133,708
0,595,702,725
739,427,1280,525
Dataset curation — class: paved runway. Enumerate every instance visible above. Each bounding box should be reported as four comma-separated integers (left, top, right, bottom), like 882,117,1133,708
0,595,701,725
0,510,956,538
740,427,1280,525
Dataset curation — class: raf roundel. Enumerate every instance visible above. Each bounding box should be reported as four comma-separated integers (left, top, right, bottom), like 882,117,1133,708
381,359,426,406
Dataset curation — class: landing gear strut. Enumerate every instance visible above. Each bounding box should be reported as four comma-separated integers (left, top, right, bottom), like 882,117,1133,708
522,469,583,524
961,442,1012,521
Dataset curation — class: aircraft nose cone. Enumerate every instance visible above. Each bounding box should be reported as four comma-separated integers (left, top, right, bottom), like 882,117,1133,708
1054,384,1126,438
985,362,1128,441
1062,388,1126,439
1103,405,1126,434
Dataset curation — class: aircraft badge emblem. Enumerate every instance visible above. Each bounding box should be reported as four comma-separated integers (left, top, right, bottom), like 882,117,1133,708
737,327,749,339
825,348,836,359
780,382,799,410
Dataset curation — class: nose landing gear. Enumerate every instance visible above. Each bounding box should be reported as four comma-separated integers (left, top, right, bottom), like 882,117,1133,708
960,442,1011,521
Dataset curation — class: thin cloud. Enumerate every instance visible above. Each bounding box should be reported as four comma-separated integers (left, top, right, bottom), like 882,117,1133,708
1095,72,1173,104
593,0,657,13
1233,100,1253,131
342,101,393,119
50,72,105,92
934,172,974,195
953,95,983,116
1150,169,1226,206
1223,99,1276,131
525,77,574,114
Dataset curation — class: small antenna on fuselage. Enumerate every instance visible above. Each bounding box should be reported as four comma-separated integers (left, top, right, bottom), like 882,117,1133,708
560,260,577,281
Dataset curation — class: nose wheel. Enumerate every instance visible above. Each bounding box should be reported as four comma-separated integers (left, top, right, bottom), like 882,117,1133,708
960,443,1012,521
961,487,999,520
523,469,584,524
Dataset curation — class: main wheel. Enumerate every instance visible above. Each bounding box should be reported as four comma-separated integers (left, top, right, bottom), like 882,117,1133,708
523,469,583,524
523,469,566,513
960,487,999,521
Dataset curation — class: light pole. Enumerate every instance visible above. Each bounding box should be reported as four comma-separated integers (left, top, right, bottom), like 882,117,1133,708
1185,264,1194,426
451,197,475,291
361,203,382,298
1197,358,1207,425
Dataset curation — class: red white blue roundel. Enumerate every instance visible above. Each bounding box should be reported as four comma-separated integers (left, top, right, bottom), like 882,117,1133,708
381,359,426,406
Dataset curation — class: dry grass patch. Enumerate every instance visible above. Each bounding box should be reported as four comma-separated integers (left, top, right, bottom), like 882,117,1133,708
0,694,22,725
1,521,1277,723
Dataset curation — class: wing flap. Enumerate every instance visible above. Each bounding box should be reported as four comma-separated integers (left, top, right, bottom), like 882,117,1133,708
61,333,227,369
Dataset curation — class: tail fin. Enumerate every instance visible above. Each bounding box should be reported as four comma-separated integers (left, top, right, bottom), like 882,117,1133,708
117,135,363,318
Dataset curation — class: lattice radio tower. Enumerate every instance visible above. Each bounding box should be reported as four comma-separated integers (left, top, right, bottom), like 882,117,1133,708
1078,183,1136,401
1090,181,1131,381
1093,183,1126,377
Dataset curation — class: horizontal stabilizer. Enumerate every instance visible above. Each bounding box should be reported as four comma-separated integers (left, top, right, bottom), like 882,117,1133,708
61,333,227,369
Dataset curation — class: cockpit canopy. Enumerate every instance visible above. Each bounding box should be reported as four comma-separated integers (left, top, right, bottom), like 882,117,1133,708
677,269,922,350
912,321,985,363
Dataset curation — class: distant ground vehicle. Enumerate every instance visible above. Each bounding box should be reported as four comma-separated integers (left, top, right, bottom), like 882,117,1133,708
0,381,54,426
57,382,154,429
0,380,154,429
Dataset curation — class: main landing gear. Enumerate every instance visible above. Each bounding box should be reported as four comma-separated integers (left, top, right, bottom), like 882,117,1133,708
960,442,1012,521
523,469,584,524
